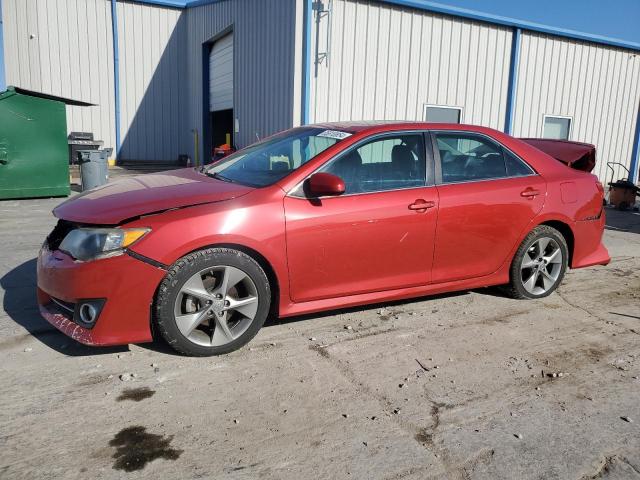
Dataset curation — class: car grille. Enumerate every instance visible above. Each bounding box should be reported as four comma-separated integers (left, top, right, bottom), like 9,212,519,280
46,220,76,251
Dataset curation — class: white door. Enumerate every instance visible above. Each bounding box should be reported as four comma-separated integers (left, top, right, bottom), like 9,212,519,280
209,33,233,112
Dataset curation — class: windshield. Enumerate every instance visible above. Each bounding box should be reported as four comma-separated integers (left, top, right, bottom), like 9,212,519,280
205,127,351,187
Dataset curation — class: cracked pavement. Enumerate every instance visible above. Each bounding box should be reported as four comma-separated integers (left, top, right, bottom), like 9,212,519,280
0,195,639,479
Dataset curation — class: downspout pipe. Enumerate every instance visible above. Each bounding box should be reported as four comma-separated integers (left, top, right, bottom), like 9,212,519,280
630,103,640,184
301,0,312,125
111,0,122,161
504,27,521,135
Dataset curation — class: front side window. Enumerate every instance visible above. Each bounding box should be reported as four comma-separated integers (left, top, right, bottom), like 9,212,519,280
435,133,532,183
319,134,427,194
206,127,350,187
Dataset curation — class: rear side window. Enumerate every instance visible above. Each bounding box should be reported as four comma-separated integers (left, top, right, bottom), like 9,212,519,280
504,150,534,176
435,133,532,183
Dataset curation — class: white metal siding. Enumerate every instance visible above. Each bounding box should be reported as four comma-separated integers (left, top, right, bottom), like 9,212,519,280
4,0,639,176
309,0,513,130
209,33,233,112
116,1,186,162
513,32,640,182
186,0,298,151
2,0,116,152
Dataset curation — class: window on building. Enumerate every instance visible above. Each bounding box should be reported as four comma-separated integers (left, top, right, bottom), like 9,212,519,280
424,105,462,123
435,132,532,183
320,134,427,194
543,116,571,140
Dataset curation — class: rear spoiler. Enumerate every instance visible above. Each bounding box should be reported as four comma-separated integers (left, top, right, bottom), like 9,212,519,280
519,138,596,173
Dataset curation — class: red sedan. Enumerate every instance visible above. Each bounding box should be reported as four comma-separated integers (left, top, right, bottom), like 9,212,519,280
37,123,610,356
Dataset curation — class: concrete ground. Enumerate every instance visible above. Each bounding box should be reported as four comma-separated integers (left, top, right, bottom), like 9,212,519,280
0,184,639,480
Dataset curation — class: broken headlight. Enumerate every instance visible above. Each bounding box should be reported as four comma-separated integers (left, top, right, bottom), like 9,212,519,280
59,228,150,261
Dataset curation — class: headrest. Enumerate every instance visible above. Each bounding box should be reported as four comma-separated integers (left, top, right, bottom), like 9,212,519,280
392,145,414,166
342,150,363,167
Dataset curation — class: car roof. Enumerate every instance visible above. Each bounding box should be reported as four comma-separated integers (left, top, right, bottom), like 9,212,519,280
309,121,495,135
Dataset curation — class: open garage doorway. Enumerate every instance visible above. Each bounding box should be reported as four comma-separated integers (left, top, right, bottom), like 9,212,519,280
210,109,233,151
209,32,234,159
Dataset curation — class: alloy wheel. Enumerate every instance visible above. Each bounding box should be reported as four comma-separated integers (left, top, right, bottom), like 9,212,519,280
173,266,259,347
520,237,563,296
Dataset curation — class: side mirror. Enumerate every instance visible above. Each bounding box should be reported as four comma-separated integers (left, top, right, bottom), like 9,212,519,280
306,172,346,197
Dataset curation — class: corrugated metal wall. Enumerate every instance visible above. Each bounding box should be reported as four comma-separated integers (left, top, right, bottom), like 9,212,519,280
513,32,640,182
185,0,298,152
2,0,186,162
309,0,513,129
4,0,639,176
2,0,116,150
116,1,186,162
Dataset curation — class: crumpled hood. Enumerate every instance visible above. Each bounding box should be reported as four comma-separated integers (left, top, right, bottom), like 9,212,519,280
54,168,254,224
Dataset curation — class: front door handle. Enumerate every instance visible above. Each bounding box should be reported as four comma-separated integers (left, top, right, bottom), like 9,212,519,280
520,188,540,198
408,199,436,211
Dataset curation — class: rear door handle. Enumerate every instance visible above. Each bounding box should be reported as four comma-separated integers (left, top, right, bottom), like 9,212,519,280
520,188,540,198
408,199,436,211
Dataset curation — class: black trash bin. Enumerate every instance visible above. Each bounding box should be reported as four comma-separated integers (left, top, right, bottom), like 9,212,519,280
78,148,112,191
68,132,103,165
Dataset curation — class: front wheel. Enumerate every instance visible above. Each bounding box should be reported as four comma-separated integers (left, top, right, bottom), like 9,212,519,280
155,248,271,356
506,225,568,299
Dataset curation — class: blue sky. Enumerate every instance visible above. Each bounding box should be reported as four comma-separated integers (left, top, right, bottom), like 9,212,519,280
435,0,640,45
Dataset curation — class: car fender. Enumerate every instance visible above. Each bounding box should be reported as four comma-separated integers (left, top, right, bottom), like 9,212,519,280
498,211,577,273
125,192,290,301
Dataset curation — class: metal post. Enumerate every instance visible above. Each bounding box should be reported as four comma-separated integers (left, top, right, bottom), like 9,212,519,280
301,0,312,125
193,129,200,167
504,27,521,135
110,0,122,162
630,102,640,184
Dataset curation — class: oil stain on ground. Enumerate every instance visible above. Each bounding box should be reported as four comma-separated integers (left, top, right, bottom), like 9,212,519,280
109,426,182,471
414,429,433,446
116,387,156,402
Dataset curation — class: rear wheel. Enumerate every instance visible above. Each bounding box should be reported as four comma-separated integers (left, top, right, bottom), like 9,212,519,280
506,225,568,299
155,248,271,356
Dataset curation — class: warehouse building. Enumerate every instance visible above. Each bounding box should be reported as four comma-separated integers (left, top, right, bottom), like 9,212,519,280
1,0,639,183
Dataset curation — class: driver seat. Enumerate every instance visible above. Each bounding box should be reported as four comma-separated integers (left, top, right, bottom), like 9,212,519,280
391,145,416,181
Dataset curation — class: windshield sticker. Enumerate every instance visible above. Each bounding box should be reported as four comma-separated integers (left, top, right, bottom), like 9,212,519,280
317,130,352,140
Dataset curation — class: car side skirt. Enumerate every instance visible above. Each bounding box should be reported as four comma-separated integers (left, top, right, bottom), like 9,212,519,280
278,267,511,318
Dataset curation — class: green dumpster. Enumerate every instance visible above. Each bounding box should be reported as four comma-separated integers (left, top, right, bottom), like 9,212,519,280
0,87,92,200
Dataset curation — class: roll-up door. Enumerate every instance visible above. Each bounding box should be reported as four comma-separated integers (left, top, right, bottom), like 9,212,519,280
209,33,233,112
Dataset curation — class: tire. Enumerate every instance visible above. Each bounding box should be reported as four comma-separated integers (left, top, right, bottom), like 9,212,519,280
155,248,271,356
505,225,568,300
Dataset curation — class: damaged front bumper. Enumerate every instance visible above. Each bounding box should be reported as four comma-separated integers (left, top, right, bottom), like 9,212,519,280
37,246,166,346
